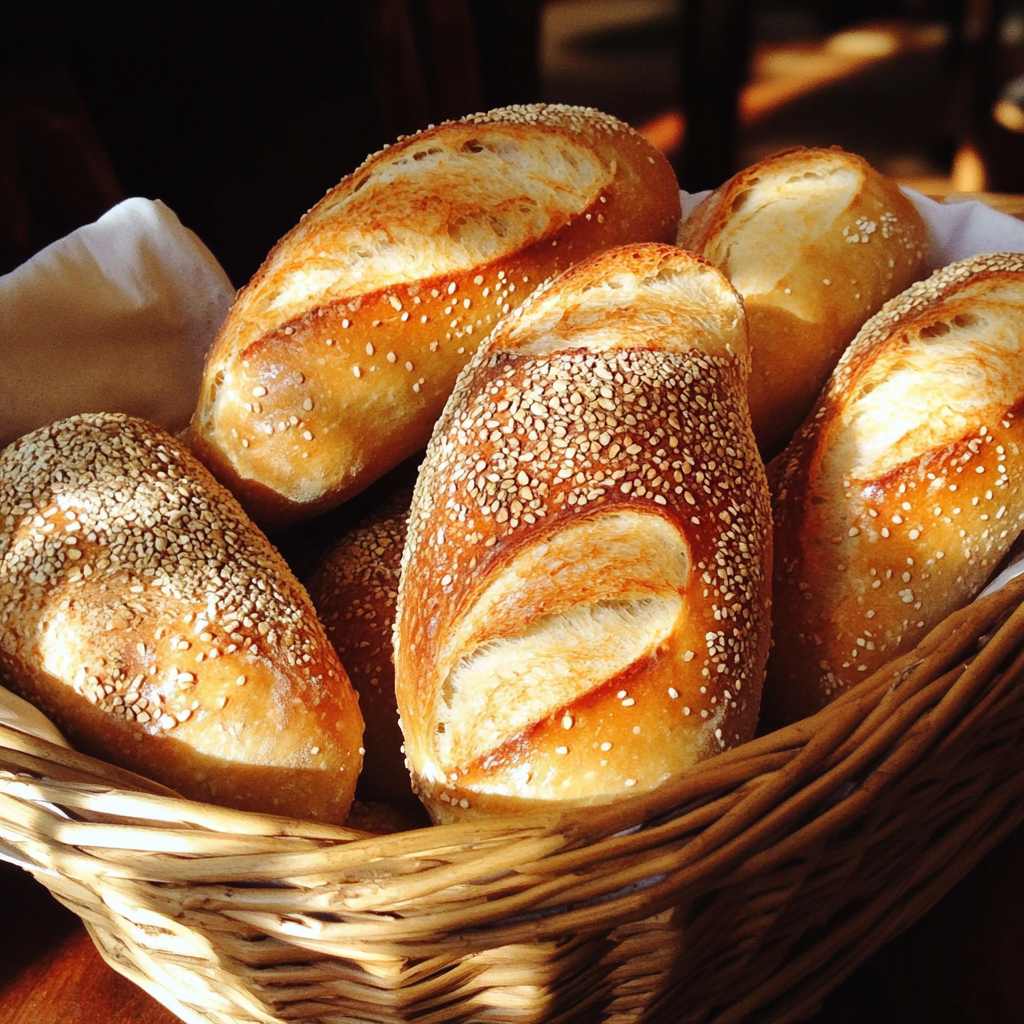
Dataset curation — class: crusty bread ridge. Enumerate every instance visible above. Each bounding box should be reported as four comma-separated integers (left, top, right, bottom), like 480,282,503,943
0,413,364,822
679,145,929,457
764,251,1024,727
394,243,772,823
306,489,421,816
189,104,681,528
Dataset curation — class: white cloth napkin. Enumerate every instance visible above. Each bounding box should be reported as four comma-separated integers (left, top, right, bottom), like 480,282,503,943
0,197,235,450
901,188,1024,266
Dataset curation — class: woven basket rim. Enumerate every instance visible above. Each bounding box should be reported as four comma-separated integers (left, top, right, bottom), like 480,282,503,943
4,575,1024,934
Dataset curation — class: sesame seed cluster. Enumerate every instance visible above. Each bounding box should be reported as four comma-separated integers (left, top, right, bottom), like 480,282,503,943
465,102,630,137
312,501,407,686
354,104,636,177
0,414,339,740
308,495,414,809
401,342,771,721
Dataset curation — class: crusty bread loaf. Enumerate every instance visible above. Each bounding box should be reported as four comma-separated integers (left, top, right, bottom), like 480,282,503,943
394,243,773,823
188,104,682,528
763,252,1024,728
0,413,364,822
306,489,423,817
678,146,929,458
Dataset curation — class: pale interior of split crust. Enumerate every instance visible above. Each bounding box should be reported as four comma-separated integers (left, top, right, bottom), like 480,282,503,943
506,256,747,364
433,510,688,767
249,126,611,325
706,163,861,302
830,278,1024,482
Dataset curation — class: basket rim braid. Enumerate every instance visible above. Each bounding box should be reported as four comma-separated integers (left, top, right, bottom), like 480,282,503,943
4,573,1024,1023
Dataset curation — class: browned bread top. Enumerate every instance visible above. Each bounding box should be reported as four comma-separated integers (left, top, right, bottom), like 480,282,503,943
222,104,670,354
395,244,772,821
765,252,1024,726
679,145,929,457
306,489,421,816
189,104,681,527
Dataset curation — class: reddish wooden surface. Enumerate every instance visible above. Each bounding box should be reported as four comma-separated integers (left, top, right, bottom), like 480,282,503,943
3,818,1024,1023
0,861,177,1024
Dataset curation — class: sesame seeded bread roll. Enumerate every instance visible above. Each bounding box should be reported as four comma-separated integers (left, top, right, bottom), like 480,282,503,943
306,489,423,816
188,104,681,528
763,252,1024,728
678,146,929,458
0,413,364,823
394,244,773,823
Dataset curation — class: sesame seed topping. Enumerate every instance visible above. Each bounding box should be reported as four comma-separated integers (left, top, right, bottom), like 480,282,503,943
0,413,347,762
395,243,772,806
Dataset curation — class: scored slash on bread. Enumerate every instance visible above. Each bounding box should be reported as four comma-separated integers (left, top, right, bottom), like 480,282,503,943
679,145,929,459
394,243,772,823
188,104,681,528
764,252,1024,728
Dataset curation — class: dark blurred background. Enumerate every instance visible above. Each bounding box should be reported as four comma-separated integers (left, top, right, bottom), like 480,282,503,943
4,0,1024,286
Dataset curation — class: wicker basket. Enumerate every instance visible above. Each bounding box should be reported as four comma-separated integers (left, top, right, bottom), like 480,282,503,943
4,568,1024,1024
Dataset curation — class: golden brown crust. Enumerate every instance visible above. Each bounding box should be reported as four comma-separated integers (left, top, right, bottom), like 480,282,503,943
678,145,929,458
306,489,425,818
188,104,681,528
0,414,364,822
764,252,1024,728
394,244,772,822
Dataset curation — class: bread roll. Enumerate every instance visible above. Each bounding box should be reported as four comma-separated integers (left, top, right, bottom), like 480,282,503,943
0,413,363,822
764,252,1024,728
306,489,422,815
678,146,929,457
188,104,681,528
394,243,772,823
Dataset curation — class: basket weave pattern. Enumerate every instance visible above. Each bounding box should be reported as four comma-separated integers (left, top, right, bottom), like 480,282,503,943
4,575,1024,1024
